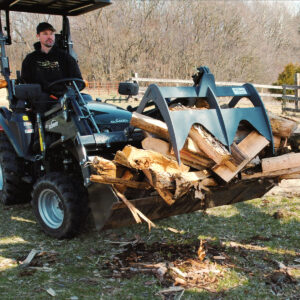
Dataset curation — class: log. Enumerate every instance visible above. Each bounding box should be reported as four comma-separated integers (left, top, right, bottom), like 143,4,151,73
143,164,210,204
90,175,152,189
114,169,134,194
273,135,282,150
268,111,298,138
146,168,175,190
130,112,169,140
131,112,229,165
212,131,270,182
200,177,218,187
262,153,300,173
173,170,210,198
242,166,300,180
189,124,230,165
92,157,116,177
183,137,206,156
142,137,213,169
279,173,300,180
156,188,175,205
114,145,189,172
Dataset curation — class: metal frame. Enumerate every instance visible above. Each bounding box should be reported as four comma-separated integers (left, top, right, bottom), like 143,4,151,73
137,67,274,163
0,0,111,16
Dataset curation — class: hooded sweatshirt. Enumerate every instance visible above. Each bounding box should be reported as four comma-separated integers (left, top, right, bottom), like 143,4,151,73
21,42,82,93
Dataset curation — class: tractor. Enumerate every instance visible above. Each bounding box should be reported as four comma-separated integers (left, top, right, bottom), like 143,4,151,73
0,0,276,238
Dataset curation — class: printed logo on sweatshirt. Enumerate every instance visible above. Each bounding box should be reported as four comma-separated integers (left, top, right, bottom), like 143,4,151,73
37,60,60,70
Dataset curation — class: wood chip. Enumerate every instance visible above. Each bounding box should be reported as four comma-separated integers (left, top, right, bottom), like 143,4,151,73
19,249,39,268
197,240,206,261
46,288,56,297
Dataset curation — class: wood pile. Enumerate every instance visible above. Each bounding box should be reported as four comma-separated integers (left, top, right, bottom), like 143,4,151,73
90,110,300,209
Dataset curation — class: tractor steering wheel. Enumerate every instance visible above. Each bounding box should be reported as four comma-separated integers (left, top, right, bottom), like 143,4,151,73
47,78,86,93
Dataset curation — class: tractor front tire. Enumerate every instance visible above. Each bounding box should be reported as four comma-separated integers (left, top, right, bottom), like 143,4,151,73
0,132,30,205
32,173,88,238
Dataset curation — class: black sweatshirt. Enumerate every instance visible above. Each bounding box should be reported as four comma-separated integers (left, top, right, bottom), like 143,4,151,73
21,42,82,93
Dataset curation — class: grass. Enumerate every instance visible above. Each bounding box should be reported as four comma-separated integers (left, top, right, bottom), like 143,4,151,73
0,194,299,299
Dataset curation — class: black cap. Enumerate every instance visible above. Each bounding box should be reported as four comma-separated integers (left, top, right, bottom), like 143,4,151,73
36,22,56,34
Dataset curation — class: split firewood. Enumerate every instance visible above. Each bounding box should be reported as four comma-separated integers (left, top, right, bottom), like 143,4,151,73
142,136,213,169
213,131,270,182
131,112,229,165
141,163,176,205
184,137,206,156
268,111,298,138
173,170,210,199
273,135,281,149
92,156,116,177
279,173,300,180
199,177,218,187
144,166,210,204
189,124,231,165
156,188,175,205
262,153,300,173
242,166,300,180
145,168,175,190
90,174,152,190
114,169,134,194
114,145,189,172
130,112,169,140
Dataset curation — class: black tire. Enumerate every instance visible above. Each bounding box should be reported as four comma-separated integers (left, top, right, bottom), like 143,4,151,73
0,132,31,205
32,172,88,238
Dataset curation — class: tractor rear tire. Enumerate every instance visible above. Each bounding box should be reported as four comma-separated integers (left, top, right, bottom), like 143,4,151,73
0,132,31,205
32,173,88,238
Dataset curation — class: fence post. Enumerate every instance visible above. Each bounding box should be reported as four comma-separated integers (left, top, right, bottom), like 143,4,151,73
296,73,300,110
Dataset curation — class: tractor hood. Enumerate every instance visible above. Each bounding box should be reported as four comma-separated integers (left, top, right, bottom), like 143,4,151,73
87,102,132,131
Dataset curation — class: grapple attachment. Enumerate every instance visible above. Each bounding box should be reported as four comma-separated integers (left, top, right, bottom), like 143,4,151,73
88,67,277,231
136,67,274,163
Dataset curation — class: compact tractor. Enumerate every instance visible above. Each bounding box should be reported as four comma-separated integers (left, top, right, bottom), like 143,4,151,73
0,0,276,238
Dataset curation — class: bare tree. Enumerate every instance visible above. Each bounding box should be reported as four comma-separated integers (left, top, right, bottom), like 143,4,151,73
4,0,300,84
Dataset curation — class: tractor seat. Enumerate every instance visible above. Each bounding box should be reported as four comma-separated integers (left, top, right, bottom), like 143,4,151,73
14,84,42,109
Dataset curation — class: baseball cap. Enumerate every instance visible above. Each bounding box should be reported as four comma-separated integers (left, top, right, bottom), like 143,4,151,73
36,22,56,34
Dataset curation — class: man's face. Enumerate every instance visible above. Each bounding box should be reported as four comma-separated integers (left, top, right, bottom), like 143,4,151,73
37,30,55,48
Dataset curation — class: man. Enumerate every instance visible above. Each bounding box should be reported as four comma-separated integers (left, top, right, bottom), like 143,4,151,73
21,22,82,112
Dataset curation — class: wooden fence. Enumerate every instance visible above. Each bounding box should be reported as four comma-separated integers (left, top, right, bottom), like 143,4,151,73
84,74,300,113
282,74,300,113
130,73,300,113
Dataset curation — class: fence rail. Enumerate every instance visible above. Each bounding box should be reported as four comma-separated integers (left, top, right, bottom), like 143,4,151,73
282,74,300,112
130,74,290,98
82,75,300,112
131,74,300,114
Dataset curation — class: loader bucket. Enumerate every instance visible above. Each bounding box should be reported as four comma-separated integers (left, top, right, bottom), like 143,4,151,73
88,178,275,230
136,67,274,164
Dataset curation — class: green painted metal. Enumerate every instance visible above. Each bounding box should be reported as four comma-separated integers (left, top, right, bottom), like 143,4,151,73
137,67,274,163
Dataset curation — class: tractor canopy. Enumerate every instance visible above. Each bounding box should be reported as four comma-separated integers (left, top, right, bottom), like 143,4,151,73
0,0,111,16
